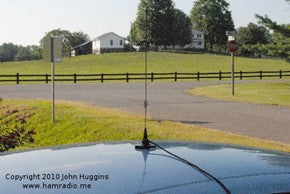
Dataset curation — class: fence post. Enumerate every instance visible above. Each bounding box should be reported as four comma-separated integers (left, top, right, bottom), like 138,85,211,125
240,71,242,80
16,73,19,84
151,72,154,82
260,70,262,79
197,72,200,81
126,73,129,83
174,72,177,82
219,71,222,81
101,73,104,83
45,74,49,84
279,70,282,79
74,73,77,83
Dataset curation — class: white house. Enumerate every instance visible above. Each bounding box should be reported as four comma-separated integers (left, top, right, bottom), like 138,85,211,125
164,29,205,50
92,32,125,54
184,29,205,49
72,32,125,56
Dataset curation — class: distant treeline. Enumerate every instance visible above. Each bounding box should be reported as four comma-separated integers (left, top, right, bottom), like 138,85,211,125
0,43,42,62
0,28,89,63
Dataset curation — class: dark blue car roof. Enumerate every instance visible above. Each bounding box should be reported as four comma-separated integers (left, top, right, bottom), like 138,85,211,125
1,141,289,193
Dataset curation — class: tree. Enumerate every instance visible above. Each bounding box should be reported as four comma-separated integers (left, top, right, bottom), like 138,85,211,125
0,44,42,62
0,43,18,62
255,15,290,38
237,23,271,45
190,0,235,51
40,28,89,56
40,29,71,54
15,46,32,61
69,31,90,48
255,14,290,61
134,0,176,47
172,9,192,47
129,21,141,45
28,45,42,60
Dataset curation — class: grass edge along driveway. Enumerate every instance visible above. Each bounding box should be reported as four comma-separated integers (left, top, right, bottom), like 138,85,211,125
188,82,290,107
1,99,289,153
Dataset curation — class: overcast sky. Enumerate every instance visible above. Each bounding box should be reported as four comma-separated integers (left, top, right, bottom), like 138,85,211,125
0,0,289,46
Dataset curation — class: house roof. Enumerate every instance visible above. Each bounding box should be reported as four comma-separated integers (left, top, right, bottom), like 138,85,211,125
92,32,125,41
192,29,203,34
74,40,92,49
74,32,125,49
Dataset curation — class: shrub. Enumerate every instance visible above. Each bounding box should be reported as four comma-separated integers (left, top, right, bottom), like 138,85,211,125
0,98,36,152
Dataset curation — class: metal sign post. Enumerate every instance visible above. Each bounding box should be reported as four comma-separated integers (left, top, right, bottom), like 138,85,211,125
227,33,238,96
44,36,62,123
231,52,235,96
51,37,55,123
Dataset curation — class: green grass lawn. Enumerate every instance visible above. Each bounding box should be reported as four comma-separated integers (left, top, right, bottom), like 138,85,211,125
1,99,289,152
189,82,290,106
0,52,289,74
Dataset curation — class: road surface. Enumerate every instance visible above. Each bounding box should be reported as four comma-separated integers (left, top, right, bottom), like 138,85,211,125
1,80,289,144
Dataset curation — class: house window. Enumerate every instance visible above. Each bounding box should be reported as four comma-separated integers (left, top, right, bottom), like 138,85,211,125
198,41,202,46
110,40,113,45
197,34,202,38
120,40,123,46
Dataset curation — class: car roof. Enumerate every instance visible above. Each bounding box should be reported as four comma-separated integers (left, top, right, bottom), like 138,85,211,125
1,141,289,193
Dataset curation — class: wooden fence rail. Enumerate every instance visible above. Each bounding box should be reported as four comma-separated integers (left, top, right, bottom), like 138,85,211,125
0,70,289,84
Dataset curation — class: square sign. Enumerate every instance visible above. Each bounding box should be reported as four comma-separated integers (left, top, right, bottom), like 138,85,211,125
226,31,237,37
226,31,237,41
43,36,62,63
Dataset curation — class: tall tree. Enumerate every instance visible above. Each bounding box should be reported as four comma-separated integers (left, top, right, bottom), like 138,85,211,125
172,9,193,46
237,23,271,45
135,0,176,47
190,0,235,51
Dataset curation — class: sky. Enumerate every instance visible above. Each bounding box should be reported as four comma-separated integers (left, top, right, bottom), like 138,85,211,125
0,0,289,46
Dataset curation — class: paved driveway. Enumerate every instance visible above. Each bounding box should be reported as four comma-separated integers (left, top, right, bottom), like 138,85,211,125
1,81,289,144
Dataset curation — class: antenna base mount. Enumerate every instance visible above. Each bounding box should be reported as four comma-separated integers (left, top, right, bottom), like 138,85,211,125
135,128,155,150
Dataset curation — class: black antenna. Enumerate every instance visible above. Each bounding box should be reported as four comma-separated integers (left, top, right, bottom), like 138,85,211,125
135,6,155,150
148,141,231,194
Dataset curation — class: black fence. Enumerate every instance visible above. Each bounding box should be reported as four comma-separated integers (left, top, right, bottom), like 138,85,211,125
0,70,289,84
